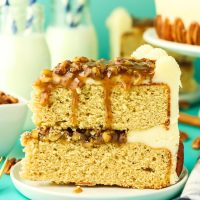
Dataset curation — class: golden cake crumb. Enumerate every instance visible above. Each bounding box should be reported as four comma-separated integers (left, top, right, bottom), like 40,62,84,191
73,186,83,193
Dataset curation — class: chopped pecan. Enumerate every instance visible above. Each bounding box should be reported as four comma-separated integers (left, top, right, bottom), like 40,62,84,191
54,60,71,75
73,56,90,63
179,101,191,109
4,158,21,175
192,137,200,149
180,131,189,142
0,91,18,105
102,131,112,143
118,132,127,143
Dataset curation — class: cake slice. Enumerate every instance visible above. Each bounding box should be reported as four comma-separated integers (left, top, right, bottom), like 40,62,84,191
21,45,183,189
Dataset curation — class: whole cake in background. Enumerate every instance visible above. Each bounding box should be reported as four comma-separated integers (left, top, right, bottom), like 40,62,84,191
20,45,183,189
154,0,200,45
107,8,153,58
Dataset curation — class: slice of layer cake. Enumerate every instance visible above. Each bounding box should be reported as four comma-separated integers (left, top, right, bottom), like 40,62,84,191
155,0,200,45
21,45,183,189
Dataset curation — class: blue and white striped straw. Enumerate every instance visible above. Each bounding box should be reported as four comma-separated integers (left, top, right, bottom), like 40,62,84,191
26,0,37,29
29,0,36,5
9,0,29,34
0,0,43,34
0,0,9,6
63,0,86,27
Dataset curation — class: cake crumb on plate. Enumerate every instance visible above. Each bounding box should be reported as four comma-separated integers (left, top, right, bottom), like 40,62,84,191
73,186,83,193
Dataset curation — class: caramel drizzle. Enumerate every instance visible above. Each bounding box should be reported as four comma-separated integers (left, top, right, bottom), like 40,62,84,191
121,75,133,91
64,76,86,126
36,57,155,128
103,78,114,129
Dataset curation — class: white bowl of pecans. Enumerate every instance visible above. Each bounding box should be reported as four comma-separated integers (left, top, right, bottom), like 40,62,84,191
0,90,27,156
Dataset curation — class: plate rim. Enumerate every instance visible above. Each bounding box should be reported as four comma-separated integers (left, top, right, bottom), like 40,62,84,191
143,28,200,58
11,161,188,200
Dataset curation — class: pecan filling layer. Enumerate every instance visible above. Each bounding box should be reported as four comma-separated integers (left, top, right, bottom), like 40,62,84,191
30,126,127,146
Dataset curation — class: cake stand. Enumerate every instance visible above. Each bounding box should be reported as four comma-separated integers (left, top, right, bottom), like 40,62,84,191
143,28,200,106
143,28,200,57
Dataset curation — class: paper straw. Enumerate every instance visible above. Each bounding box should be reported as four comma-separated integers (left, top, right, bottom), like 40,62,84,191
63,0,86,27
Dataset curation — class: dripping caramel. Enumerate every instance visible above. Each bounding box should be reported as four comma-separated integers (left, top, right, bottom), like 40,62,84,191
34,57,155,127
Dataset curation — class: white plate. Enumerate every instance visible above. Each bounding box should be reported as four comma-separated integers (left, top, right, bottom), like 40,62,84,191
11,162,188,200
143,28,200,58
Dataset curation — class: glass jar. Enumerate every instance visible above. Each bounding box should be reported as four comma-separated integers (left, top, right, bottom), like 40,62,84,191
46,0,98,66
0,0,51,130
0,0,51,100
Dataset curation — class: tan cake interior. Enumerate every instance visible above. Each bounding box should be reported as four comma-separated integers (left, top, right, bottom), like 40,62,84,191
21,137,171,189
32,84,169,131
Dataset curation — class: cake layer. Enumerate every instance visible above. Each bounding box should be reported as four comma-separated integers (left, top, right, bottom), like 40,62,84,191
21,137,173,189
32,57,157,130
131,45,181,125
31,46,181,130
128,124,181,183
23,123,182,184
31,84,169,130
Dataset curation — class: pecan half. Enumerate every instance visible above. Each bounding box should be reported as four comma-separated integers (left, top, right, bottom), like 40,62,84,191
192,137,200,149
180,131,189,142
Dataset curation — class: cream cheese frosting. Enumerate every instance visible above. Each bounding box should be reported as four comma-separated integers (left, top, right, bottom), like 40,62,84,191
132,44,181,124
127,125,179,184
155,0,200,28
131,44,181,184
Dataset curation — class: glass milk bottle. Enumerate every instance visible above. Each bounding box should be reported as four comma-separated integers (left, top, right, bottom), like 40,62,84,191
46,0,98,66
0,0,51,129
0,0,51,100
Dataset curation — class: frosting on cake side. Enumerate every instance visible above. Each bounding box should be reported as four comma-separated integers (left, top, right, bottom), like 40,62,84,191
131,44,181,183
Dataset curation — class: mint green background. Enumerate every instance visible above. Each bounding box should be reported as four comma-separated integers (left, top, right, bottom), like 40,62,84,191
0,1,200,199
